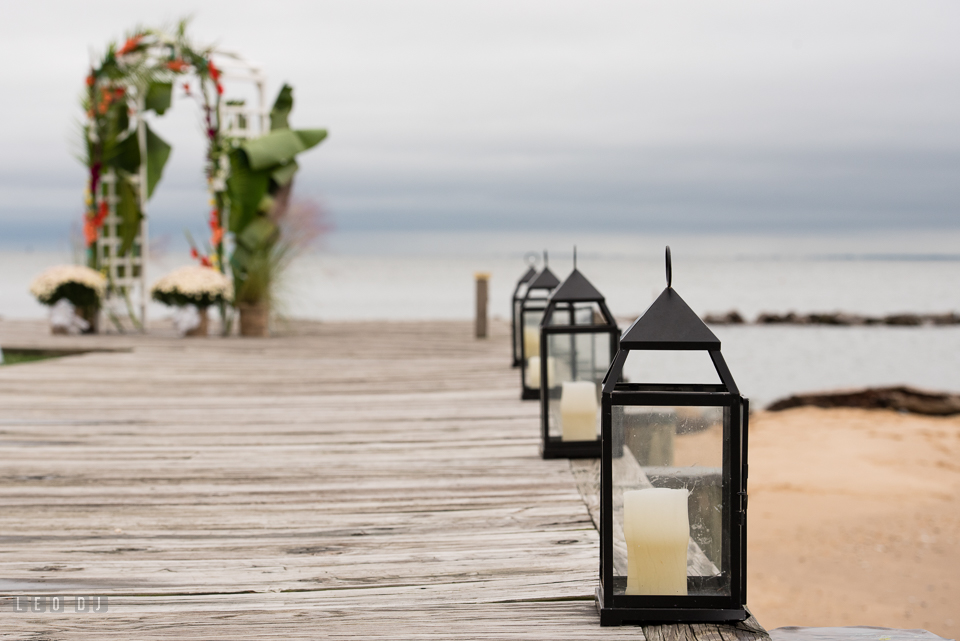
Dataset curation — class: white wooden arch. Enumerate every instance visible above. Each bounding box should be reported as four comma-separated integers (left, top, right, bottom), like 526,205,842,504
94,49,269,330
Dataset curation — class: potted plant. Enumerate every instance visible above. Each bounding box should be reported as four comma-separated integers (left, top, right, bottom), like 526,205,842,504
30,265,107,334
226,84,326,337
151,265,232,336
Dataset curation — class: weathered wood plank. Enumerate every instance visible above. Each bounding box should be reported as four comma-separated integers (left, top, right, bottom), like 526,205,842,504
0,319,764,639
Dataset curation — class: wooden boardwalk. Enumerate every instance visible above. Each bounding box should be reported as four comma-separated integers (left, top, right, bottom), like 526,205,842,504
0,319,768,640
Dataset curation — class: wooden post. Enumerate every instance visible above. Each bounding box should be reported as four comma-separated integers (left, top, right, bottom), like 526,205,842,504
474,272,490,339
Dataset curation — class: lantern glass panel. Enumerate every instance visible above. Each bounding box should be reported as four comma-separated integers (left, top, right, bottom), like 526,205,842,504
521,306,546,388
545,331,610,440
610,404,730,598
513,296,525,362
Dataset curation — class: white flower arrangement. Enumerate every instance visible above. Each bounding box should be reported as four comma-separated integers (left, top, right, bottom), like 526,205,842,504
151,265,232,308
30,265,107,307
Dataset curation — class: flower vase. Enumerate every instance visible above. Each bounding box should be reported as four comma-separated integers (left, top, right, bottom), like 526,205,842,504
79,305,99,334
239,302,269,337
185,307,209,337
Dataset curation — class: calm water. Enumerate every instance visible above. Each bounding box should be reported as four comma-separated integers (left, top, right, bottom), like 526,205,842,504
2,229,959,406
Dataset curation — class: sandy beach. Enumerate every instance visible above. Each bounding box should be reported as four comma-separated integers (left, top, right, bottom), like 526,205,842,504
747,407,960,639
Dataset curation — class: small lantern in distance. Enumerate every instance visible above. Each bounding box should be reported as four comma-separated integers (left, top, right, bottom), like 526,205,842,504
596,247,748,625
511,253,539,367
539,248,619,459
519,252,561,400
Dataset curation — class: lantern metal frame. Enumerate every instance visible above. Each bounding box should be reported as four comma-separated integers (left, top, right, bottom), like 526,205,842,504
511,261,538,368
539,265,619,459
518,258,561,401
596,248,748,626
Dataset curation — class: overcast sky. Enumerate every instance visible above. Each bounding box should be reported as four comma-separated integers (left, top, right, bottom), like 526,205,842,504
1,0,958,246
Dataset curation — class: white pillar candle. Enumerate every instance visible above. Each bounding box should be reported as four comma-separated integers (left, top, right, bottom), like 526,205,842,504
525,356,555,389
523,326,540,361
559,381,598,441
623,488,690,596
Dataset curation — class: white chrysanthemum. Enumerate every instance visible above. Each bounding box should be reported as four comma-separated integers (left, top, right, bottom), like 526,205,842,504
30,265,107,304
151,265,232,304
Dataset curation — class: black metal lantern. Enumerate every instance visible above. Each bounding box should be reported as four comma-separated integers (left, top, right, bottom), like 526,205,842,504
511,255,539,368
539,253,619,459
596,247,748,626
518,254,561,401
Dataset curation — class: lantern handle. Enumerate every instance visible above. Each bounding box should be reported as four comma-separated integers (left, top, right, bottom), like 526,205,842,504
524,252,539,267
665,246,672,288
573,246,577,270
543,250,549,267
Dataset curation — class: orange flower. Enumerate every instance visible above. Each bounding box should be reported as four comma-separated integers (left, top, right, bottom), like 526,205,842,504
94,201,109,226
118,35,142,56
208,209,224,246
84,218,97,246
167,59,187,72
182,82,191,95
85,74,95,87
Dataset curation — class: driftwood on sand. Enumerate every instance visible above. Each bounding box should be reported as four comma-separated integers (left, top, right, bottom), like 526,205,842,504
767,386,960,416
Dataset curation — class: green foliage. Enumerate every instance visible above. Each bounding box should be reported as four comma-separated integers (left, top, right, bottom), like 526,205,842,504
226,83,326,307
39,282,101,309
270,84,294,131
151,289,225,309
116,175,140,256
145,81,173,115
145,125,172,198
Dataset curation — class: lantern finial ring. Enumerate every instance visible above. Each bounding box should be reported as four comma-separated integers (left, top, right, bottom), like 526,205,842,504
524,251,539,267
665,246,672,288
543,250,549,267
573,245,577,270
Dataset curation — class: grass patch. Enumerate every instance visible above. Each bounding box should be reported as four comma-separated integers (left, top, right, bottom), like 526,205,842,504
0,350,61,366
0,347,129,366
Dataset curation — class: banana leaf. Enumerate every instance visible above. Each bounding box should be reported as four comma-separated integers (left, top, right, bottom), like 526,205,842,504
145,125,171,198
116,174,141,256
226,148,271,234
110,131,141,174
145,82,173,115
271,160,299,187
241,129,327,171
270,84,294,131
236,217,279,252
104,124,171,198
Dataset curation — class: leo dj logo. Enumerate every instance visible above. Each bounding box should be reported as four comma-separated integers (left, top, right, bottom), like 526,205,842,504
12,595,108,613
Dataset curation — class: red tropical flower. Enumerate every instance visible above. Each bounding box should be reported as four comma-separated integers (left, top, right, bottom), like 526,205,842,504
84,202,109,246
118,35,143,56
84,218,97,246
207,60,221,82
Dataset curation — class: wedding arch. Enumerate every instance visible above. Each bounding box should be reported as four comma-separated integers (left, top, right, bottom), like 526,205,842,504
80,20,325,332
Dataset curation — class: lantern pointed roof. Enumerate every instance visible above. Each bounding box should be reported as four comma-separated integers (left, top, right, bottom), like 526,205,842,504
517,265,537,284
527,266,561,290
620,287,720,350
550,268,604,302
